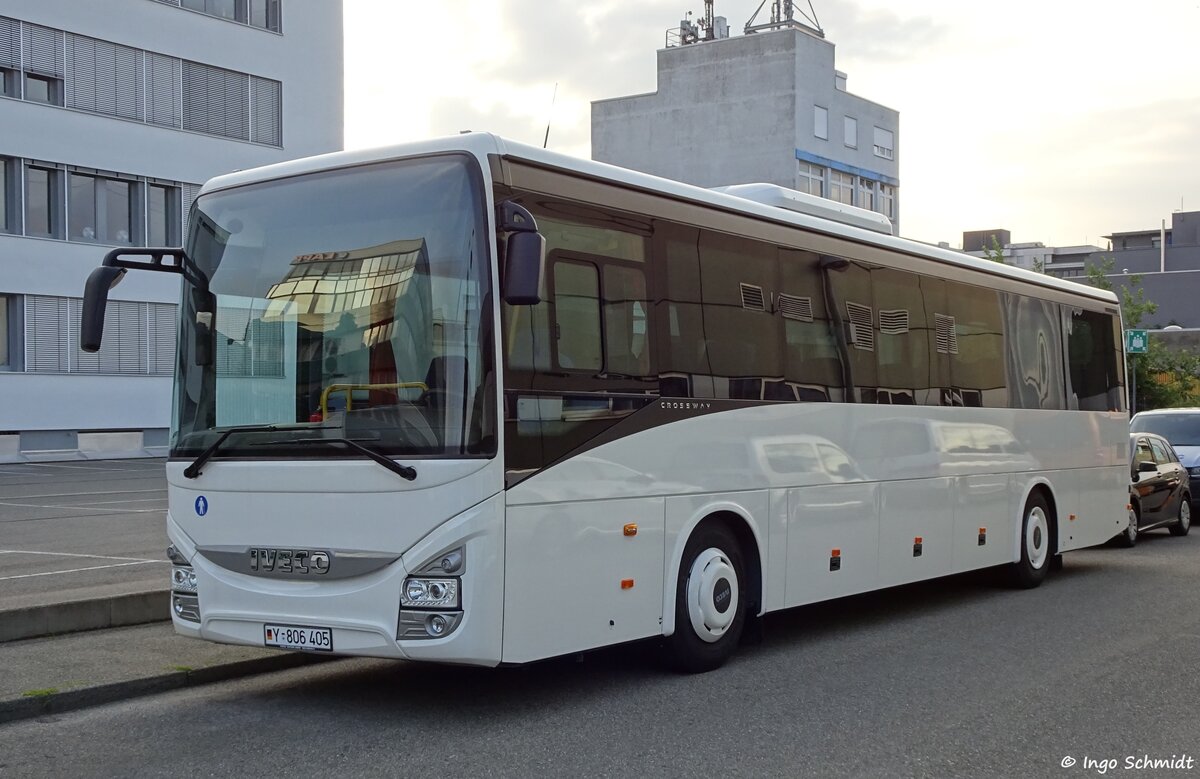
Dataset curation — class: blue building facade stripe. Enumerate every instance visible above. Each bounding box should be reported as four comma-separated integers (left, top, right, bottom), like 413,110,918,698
795,148,899,187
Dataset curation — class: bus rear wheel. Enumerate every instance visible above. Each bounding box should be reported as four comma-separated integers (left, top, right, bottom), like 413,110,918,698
1009,492,1052,589
667,522,746,673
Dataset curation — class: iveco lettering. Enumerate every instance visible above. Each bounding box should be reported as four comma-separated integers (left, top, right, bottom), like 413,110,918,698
80,133,1129,672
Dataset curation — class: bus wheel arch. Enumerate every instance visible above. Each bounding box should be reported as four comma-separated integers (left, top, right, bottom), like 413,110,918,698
663,510,764,672
1009,484,1057,588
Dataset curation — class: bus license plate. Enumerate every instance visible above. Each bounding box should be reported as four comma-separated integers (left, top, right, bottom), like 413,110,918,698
264,624,333,652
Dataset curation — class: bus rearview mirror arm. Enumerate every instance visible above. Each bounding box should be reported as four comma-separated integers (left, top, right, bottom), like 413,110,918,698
497,201,545,306
80,247,193,353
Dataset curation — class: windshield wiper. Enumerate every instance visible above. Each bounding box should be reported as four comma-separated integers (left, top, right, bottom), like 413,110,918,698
183,424,280,479
183,424,335,479
251,436,417,481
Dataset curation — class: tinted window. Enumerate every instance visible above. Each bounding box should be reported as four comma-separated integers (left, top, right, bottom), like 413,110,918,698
1150,438,1176,465
1133,438,1155,468
1068,308,1123,411
553,261,601,371
1001,294,1066,410
1131,414,1200,445
698,230,780,398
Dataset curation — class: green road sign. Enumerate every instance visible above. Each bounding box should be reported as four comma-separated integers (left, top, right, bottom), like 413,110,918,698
1125,329,1148,354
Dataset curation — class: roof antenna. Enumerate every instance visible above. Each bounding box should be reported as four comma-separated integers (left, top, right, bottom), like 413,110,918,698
543,82,558,149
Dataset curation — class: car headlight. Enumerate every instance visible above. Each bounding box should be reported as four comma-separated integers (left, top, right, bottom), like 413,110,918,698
400,577,459,608
171,566,198,594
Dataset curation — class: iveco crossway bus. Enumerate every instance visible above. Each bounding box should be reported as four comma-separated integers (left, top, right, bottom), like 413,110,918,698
81,133,1129,672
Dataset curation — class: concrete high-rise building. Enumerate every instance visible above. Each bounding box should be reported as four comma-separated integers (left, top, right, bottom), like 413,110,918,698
0,0,343,461
592,17,899,229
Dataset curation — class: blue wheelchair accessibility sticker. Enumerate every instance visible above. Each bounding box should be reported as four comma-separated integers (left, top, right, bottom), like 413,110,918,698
195,496,208,517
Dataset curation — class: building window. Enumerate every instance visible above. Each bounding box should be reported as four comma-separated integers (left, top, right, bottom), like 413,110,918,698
0,67,16,97
24,73,62,105
147,183,181,245
0,16,19,97
814,105,828,140
0,295,9,368
798,161,824,197
174,0,281,31
249,0,282,31
857,178,874,211
250,75,282,145
829,170,853,205
65,34,144,121
873,127,894,160
25,165,60,238
68,172,135,245
844,116,857,148
0,157,10,233
879,183,895,219
24,295,176,375
182,60,250,141
20,23,64,106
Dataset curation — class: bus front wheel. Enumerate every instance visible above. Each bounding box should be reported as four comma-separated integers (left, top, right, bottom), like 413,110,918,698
1009,492,1053,589
667,522,747,673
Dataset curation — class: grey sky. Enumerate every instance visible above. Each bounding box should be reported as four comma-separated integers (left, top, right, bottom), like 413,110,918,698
345,0,1200,249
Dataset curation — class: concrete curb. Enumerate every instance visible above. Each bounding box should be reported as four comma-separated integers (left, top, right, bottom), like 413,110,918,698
0,592,169,643
0,652,338,725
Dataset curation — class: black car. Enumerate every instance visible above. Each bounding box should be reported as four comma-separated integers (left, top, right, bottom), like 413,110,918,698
1130,408,1200,512
1118,432,1192,547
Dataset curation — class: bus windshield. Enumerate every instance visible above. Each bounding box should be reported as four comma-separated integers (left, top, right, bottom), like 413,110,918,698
170,154,494,460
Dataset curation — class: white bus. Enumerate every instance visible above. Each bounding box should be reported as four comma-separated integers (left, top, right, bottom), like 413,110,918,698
81,133,1129,672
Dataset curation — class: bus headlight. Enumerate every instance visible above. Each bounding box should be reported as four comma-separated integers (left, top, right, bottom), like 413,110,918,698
401,577,459,609
171,566,198,594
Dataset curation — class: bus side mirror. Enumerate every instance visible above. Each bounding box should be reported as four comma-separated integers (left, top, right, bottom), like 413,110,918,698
497,201,545,306
80,266,127,352
503,231,545,305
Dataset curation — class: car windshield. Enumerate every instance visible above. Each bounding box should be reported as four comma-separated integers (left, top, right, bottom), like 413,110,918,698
170,154,494,460
1130,413,1200,446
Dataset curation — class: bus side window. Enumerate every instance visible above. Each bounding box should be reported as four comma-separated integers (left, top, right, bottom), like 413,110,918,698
604,265,649,376
551,260,602,371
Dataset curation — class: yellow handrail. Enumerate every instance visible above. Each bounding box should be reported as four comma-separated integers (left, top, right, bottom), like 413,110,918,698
318,381,428,420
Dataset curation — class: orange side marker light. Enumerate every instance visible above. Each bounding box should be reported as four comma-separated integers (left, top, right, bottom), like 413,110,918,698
623,523,638,536
620,578,635,589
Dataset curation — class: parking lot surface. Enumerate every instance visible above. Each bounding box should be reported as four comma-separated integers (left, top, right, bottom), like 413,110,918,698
0,459,168,611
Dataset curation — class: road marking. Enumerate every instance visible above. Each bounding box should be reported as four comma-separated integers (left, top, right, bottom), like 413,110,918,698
0,560,166,581
0,500,165,514
23,462,165,473
0,488,166,500
0,550,160,562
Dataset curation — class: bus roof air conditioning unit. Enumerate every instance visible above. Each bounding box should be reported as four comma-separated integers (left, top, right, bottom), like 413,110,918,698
711,183,894,235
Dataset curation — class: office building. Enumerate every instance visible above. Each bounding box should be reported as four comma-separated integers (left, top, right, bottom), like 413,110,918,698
0,0,343,460
592,11,900,229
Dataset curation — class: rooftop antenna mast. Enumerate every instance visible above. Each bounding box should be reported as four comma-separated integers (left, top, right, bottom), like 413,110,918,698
667,1,729,47
745,0,823,36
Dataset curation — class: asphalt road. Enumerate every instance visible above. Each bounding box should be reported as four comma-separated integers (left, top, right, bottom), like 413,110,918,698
0,459,169,610
2,531,1198,778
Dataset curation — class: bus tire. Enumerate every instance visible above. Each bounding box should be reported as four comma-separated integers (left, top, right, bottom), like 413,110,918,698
1169,495,1191,536
667,522,746,673
1009,492,1053,589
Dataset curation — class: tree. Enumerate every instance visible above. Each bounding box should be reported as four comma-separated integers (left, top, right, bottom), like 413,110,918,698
984,235,1006,264
1086,257,1200,410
